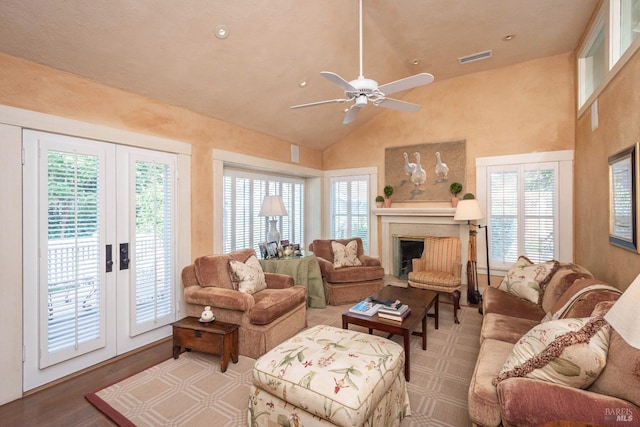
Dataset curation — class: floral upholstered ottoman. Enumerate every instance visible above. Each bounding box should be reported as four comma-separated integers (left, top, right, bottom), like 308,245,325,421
248,325,411,426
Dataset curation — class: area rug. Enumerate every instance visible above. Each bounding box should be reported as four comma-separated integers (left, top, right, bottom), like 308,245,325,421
87,303,482,426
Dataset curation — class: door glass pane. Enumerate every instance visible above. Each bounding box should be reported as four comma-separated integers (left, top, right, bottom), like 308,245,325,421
133,161,173,331
47,151,101,355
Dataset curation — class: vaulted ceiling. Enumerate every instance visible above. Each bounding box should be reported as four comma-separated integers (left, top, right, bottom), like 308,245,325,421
0,0,597,151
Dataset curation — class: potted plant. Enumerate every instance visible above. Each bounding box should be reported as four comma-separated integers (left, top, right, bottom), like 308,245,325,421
449,182,463,207
375,195,384,208
463,192,475,200
383,185,393,207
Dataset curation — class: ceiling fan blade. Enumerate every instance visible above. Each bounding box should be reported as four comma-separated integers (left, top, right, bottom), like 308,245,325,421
378,73,434,96
291,98,348,109
343,105,361,124
377,97,421,112
320,71,356,92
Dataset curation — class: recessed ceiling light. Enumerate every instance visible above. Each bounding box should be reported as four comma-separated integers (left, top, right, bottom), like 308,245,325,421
215,25,229,39
411,59,420,65
503,34,514,41
298,80,308,88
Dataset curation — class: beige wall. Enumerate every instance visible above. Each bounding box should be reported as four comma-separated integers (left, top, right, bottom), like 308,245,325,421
325,53,577,267
325,53,577,204
575,50,640,290
0,52,323,259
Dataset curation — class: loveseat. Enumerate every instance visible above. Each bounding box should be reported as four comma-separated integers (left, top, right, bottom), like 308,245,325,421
308,238,385,305
468,258,640,426
182,249,307,359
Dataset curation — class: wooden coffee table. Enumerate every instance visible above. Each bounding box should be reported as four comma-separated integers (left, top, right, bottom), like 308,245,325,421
342,286,439,382
172,317,239,372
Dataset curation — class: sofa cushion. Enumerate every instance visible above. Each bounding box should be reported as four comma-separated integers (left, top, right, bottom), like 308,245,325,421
480,313,540,344
542,278,622,322
482,286,546,321
588,330,640,407
250,286,306,325
194,254,234,289
494,317,610,389
229,254,267,294
325,265,385,284
468,338,514,427
541,263,594,312
331,239,362,268
497,256,559,304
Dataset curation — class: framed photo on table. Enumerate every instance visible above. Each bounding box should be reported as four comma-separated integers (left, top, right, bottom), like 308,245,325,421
267,241,279,258
608,144,639,252
259,243,268,259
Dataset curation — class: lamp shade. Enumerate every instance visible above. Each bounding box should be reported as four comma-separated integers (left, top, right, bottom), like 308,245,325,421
454,199,485,221
259,195,288,217
604,273,640,349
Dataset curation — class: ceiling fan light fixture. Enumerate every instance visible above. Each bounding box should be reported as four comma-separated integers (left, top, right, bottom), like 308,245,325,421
215,25,229,39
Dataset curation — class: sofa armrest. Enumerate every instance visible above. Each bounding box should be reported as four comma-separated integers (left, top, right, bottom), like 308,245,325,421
181,264,199,288
497,377,639,427
265,272,295,289
315,256,336,276
412,258,425,272
360,255,381,267
184,285,254,312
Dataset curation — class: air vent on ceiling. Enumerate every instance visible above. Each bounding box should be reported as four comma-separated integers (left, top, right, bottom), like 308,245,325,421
458,50,492,64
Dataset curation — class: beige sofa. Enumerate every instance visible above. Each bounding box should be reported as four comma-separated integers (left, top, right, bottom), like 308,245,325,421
181,249,307,359
468,261,640,426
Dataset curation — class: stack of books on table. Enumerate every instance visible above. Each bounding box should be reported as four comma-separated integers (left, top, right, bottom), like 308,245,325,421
348,299,382,316
377,303,411,321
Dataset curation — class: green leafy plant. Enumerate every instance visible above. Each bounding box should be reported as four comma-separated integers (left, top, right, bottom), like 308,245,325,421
375,195,384,202
449,182,462,196
383,185,393,198
463,193,475,200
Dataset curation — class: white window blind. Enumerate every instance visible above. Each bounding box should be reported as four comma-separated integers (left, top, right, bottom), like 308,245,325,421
488,162,558,269
223,168,304,253
131,159,175,336
330,175,369,251
44,149,105,366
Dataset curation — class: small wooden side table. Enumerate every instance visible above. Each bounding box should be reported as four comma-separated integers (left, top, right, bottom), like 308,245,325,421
172,317,239,372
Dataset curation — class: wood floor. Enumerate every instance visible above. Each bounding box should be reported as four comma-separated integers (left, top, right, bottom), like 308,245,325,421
0,338,174,426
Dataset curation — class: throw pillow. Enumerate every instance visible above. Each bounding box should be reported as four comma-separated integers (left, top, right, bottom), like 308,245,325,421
229,254,267,294
331,240,362,268
498,256,559,304
493,317,610,389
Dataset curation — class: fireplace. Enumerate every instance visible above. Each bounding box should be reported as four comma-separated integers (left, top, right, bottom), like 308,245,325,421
393,236,424,279
374,207,469,285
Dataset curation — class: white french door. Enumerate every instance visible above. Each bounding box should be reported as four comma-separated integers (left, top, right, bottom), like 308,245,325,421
23,130,177,390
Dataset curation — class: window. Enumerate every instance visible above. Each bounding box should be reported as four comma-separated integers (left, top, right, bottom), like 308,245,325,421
615,0,640,61
330,175,369,251
578,11,606,108
223,168,304,253
488,164,557,268
477,151,573,274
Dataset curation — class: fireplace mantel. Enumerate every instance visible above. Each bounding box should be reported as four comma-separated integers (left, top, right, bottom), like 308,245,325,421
374,207,469,285
373,207,456,217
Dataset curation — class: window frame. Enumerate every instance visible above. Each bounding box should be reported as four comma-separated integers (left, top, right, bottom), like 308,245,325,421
476,150,574,276
329,174,370,251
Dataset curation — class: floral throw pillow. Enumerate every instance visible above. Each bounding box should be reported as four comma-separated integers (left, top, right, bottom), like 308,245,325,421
498,256,559,304
229,255,267,294
493,317,610,389
331,240,362,268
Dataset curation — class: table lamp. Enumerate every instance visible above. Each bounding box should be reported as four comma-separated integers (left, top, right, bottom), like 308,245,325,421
454,199,490,305
259,195,288,244
605,274,640,349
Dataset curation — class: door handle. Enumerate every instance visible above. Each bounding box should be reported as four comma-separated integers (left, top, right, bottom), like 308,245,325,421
106,244,114,272
120,243,130,270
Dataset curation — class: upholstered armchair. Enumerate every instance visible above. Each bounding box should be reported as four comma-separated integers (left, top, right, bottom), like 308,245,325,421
408,236,462,324
181,248,307,359
308,238,384,305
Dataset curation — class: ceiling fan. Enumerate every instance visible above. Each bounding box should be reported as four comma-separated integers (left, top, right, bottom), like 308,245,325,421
291,0,434,124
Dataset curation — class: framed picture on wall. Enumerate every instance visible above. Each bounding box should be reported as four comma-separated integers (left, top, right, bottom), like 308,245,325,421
608,143,639,252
